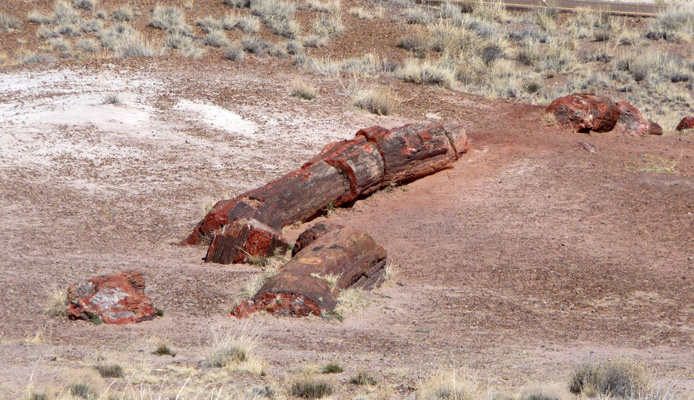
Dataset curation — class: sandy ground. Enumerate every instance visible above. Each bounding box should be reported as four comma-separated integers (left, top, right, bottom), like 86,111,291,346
0,57,693,399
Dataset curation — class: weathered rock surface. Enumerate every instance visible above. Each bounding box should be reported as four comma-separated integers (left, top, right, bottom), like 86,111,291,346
184,122,469,264
648,120,663,136
676,116,694,131
66,271,158,325
232,226,387,317
205,217,289,264
546,93,620,133
614,101,650,136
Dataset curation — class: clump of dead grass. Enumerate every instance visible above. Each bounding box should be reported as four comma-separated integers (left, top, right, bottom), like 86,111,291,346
569,358,651,398
291,79,318,100
204,325,260,368
416,369,480,400
45,289,69,317
289,376,335,399
0,12,22,32
397,59,456,88
353,88,398,115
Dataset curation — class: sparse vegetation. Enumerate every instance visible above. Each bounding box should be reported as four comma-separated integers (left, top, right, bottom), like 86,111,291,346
308,0,341,14
203,30,232,48
569,358,650,398
115,35,163,58
397,59,456,88
72,0,95,11
291,79,317,100
204,327,260,367
241,36,270,54
111,6,133,22
0,13,22,32
405,8,433,25
67,382,98,399
321,363,343,374
350,371,378,385
225,43,245,61
94,363,124,378
150,6,191,35
312,14,344,38
46,289,69,317
416,369,479,400
154,344,176,356
289,377,334,399
353,88,397,115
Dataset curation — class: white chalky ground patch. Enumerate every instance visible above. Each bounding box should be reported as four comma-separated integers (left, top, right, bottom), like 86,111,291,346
173,99,257,137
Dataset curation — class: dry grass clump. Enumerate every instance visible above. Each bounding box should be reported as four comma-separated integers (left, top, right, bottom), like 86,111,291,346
397,59,456,88
28,10,54,25
72,0,95,11
289,377,334,399
308,0,341,14
222,13,261,33
45,289,69,317
94,363,124,378
353,88,397,115
150,6,192,35
349,7,380,21
67,382,98,399
0,13,22,32
49,37,72,57
291,79,318,100
53,1,81,26
321,363,343,374
312,13,344,38
569,358,650,398
240,36,271,54
224,0,251,8
405,8,433,25
99,23,137,50
350,371,378,386
416,369,479,400
197,16,224,33
115,34,163,58
225,43,245,61
21,51,57,65
646,3,694,41
303,34,327,48
203,30,232,48
251,0,300,38
204,326,260,368
111,6,133,22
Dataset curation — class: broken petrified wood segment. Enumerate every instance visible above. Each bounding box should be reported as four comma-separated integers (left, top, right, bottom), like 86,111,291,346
232,226,387,318
205,217,289,264
66,271,159,325
183,122,469,259
292,222,344,256
546,93,620,133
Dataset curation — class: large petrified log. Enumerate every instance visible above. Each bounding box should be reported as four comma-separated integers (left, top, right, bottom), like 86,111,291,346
66,271,159,325
546,93,620,133
205,217,289,264
184,122,469,263
232,226,387,318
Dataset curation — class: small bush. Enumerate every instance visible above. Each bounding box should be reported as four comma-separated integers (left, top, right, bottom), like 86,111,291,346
29,393,49,400
116,36,163,58
53,1,81,25
111,6,133,22
398,32,428,53
99,23,138,51
150,6,191,35
197,16,223,33
286,41,302,54
569,358,650,398
22,52,56,65
102,93,121,105
225,44,245,61
72,0,95,11
308,0,341,14
153,344,176,356
397,59,456,88
46,289,69,317
224,0,251,8
203,30,232,47
0,13,22,32
181,44,205,58
240,36,270,54
312,14,344,38
95,364,123,378
165,31,193,49
350,371,378,385
290,378,334,399
67,382,97,399
79,19,102,33
228,14,261,33
28,11,54,25
321,363,343,374
303,34,327,48
204,329,259,367
353,88,397,115
416,370,478,400
405,8,433,25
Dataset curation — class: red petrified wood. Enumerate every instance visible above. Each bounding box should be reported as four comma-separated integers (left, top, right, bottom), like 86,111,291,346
205,217,289,264
183,123,469,265
546,93,620,133
232,226,387,318
676,116,694,131
613,101,650,136
66,271,159,325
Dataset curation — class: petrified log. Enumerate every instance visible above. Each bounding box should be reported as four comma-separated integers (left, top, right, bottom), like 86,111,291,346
184,122,469,264
205,217,289,264
292,222,344,256
232,226,387,318
66,271,159,325
546,93,620,133
613,101,650,136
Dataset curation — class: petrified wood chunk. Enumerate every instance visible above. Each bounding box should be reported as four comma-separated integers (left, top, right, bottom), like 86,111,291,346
183,122,469,265
292,222,344,256
546,93,620,133
232,226,387,317
67,271,158,325
205,217,289,264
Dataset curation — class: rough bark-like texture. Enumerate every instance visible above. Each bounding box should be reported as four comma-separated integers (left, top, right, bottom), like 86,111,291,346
205,217,289,264
614,101,650,136
676,116,694,131
231,292,322,318
546,93,620,133
66,271,158,325
232,226,387,317
357,123,466,186
184,122,469,264
292,222,344,256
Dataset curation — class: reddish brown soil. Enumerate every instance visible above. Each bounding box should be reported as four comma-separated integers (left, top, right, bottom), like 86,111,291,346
0,0,693,398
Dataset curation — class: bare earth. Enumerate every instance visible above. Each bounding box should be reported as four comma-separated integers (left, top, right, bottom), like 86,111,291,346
0,55,692,398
